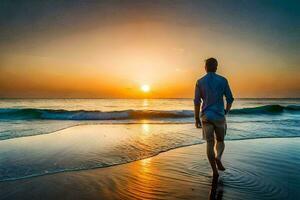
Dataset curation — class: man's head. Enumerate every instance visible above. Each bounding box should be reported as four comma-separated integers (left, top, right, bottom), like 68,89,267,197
205,57,218,72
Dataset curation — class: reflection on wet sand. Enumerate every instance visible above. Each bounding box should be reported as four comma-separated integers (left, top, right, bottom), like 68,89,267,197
112,139,211,199
123,157,164,199
209,176,223,200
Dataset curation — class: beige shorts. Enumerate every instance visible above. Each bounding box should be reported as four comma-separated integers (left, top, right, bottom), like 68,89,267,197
201,115,227,142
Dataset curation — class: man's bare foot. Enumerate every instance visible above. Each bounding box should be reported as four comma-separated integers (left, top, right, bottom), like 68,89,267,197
215,158,226,171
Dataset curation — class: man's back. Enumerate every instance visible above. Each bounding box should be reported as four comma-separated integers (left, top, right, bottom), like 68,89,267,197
194,57,234,177
194,72,234,120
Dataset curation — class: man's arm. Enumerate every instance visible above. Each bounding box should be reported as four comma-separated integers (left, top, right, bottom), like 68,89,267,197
224,80,234,114
194,81,201,128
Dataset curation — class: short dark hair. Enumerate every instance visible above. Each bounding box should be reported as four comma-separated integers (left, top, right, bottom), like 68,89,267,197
205,57,218,72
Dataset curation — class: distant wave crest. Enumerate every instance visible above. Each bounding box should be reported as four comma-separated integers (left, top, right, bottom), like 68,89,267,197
0,108,194,120
229,104,300,114
0,105,299,120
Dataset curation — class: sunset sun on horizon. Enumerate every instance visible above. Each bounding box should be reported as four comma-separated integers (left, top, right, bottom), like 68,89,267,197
141,84,151,93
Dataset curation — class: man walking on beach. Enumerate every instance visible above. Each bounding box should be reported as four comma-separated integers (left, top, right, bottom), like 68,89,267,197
194,58,234,177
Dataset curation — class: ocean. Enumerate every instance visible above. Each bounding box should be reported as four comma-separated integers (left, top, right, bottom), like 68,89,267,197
0,98,299,182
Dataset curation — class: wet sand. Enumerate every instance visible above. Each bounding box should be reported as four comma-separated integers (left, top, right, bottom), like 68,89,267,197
1,136,299,200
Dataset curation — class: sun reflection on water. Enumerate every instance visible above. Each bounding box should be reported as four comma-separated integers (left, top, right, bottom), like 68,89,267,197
142,99,149,109
142,123,150,134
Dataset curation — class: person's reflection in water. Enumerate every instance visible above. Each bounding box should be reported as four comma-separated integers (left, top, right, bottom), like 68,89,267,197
209,176,223,200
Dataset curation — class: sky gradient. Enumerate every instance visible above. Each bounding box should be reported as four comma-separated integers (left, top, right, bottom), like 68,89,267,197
0,0,299,98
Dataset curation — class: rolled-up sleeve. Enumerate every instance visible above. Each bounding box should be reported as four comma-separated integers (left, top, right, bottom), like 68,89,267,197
224,80,234,104
194,81,201,106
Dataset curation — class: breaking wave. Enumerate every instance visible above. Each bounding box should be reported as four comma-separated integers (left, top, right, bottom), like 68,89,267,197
0,105,299,120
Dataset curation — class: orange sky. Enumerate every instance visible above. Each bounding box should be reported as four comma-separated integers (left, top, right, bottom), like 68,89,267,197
0,1,299,98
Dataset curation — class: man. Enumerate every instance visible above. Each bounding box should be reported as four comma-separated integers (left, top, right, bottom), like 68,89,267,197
194,57,234,177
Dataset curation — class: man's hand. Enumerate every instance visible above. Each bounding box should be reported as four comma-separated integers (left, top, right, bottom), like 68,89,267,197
225,103,232,115
194,104,201,128
195,118,201,128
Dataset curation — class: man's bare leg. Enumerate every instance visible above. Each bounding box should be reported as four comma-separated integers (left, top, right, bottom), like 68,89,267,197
215,141,225,171
207,140,219,177
216,141,225,160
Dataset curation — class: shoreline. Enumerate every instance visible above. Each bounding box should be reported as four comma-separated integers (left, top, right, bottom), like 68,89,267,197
1,135,300,183
1,137,299,200
1,121,300,184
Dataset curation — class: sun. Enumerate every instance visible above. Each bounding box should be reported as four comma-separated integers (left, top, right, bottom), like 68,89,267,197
141,84,150,93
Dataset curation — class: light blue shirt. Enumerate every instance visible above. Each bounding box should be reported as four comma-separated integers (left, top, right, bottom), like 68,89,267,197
194,72,234,120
